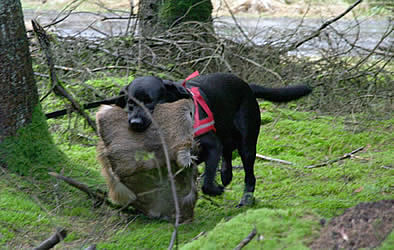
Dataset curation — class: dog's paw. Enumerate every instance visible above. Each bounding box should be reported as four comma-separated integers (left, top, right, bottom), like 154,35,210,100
202,183,224,196
236,192,255,207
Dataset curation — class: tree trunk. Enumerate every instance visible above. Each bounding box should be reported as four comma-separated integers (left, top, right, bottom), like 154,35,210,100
138,0,163,37
0,0,38,143
138,0,213,36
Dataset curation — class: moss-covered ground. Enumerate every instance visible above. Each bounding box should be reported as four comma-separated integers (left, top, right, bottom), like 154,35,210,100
1,96,392,249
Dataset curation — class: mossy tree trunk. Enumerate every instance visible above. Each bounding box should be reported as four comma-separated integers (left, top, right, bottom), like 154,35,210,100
138,0,213,36
0,0,39,143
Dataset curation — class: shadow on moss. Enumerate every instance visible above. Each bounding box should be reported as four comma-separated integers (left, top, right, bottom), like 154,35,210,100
0,105,66,179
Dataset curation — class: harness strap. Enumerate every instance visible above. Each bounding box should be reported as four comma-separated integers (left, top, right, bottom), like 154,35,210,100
182,71,200,88
181,71,216,137
189,87,216,137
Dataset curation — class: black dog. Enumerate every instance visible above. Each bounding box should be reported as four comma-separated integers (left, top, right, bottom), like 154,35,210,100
117,73,311,206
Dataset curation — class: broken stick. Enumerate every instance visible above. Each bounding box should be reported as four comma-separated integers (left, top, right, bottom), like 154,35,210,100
33,228,67,250
305,146,365,169
233,227,257,250
256,153,294,165
48,172,137,213
49,172,106,201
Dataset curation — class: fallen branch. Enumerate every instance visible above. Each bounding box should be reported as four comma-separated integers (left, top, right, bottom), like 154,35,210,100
305,146,365,169
45,95,123,119
256,154,294,165
233,227,257,250
191,231,206,242
32,20,97,133
33,228,67,250
49,172,140,214
49,172,107,201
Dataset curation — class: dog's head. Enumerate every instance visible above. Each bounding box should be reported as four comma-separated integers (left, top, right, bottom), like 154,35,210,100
117,76,191,132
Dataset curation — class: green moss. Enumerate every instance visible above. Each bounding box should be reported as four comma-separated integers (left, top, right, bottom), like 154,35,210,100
182,208,319,249
379,231,394,250
0,101,392,249
0,178,53,245
0,105,66,178
159,0,213,27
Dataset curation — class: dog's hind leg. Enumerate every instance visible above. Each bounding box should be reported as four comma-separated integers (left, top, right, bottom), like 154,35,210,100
234,100,260,207
237,147,257,207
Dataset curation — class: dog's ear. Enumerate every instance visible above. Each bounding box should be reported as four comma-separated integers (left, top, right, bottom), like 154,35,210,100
115,85,128,108
163,80,191,102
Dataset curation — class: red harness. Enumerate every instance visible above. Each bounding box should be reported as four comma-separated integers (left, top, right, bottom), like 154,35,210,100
182,71,216,137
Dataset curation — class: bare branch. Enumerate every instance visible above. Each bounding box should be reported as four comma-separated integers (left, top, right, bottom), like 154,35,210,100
32,20,97,133
48,172,106,201
222,0,256,47
288,0,364,51
233,227,257,250
305,146,365,169
256,154,294,165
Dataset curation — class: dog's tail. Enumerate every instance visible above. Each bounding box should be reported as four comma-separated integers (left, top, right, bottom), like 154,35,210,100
250,84,312,102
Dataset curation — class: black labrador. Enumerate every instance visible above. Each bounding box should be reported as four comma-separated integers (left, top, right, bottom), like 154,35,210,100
116,73,312,206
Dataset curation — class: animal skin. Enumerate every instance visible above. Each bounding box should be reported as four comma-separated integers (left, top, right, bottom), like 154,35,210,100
96,99,198,222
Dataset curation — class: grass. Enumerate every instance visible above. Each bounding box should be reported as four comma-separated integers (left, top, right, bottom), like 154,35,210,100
0,97,392,249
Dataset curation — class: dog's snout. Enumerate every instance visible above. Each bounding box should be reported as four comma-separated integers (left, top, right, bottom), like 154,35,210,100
129,117,142,125
128,115,152,132
129,117,145,132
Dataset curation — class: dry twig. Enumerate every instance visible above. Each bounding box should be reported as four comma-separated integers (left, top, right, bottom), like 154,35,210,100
233,226,257,250
256,154,294,165
288,0,364,51
305,146,365,169
48,172,107,202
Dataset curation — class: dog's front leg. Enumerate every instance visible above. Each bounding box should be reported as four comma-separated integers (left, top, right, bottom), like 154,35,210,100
198,134,224,196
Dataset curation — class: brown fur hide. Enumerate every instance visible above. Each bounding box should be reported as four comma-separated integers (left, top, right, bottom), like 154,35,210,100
96,99,198,222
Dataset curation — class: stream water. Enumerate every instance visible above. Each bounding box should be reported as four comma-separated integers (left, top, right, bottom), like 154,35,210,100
23,9,393,57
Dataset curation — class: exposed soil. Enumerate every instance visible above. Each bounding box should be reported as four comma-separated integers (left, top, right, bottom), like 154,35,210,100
311,200,393,249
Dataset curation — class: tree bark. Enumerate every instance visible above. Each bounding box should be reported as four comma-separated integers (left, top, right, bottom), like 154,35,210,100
138,0,163,36
0,0,38,143
138,0,213,36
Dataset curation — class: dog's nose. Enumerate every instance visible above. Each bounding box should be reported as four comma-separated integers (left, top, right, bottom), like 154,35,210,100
129,117,146,132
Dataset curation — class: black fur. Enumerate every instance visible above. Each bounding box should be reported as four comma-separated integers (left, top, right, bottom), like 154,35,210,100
118,73,312,206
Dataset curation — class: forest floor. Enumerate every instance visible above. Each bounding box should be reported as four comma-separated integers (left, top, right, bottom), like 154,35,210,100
2,0,392,249
2,100,393,249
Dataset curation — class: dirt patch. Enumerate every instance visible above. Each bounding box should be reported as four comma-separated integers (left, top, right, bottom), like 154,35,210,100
311,200,393,249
